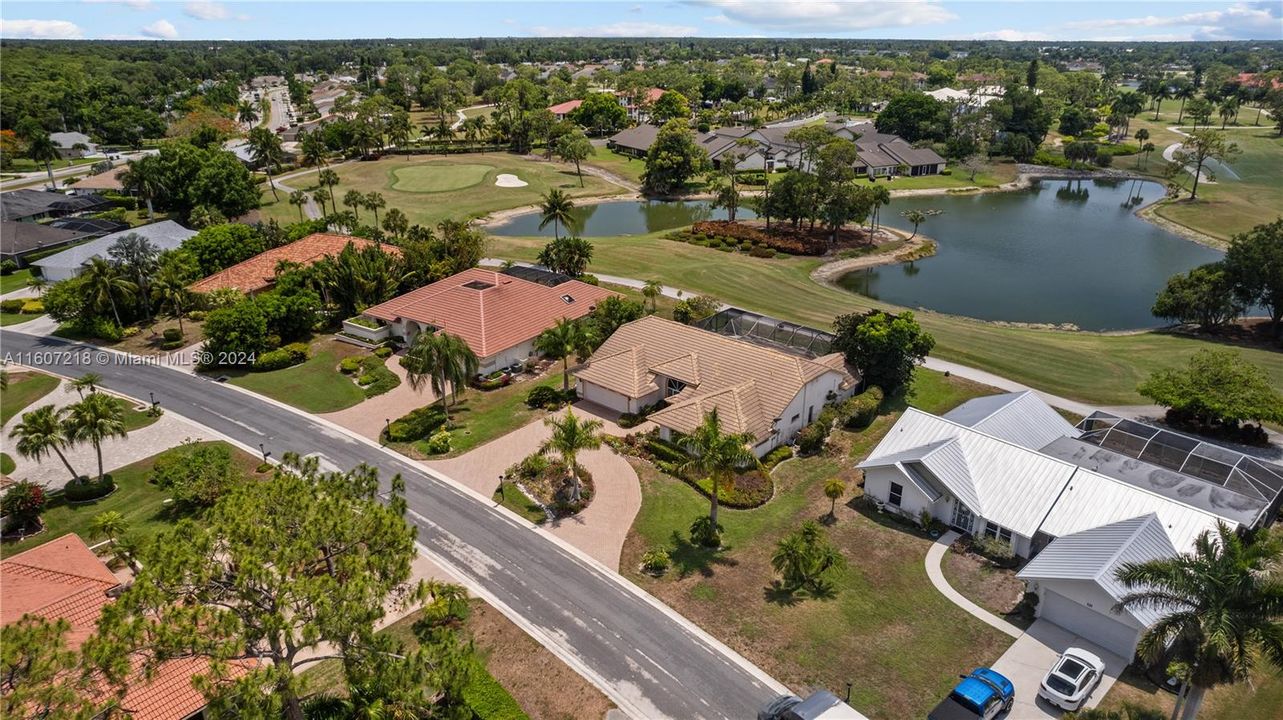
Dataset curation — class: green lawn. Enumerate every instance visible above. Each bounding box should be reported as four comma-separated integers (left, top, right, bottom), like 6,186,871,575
582,148,646,185
1,371,59,424
486,232,1283,406
0,441,259,558
0,269,34,294
0,452,14,474
493,484,547,524
116,397,161,432
226,340,367,413
406,372,568,458
624,368,1010,719
259,153,628,228
6,157,98,173
1,311,43,326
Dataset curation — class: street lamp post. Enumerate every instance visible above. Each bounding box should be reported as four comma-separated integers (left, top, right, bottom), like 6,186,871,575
258,443,269,463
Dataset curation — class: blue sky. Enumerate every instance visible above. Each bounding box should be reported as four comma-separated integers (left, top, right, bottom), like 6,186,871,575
2,1,1280,42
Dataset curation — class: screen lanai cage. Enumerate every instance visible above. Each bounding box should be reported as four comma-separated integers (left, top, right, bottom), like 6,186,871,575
1076,411,1283,508
696,308,837,358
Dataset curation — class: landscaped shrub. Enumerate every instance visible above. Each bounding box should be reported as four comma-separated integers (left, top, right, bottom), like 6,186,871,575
424,429,452,454
18,300,44,314
339,356,362,374
462,657,527,720
356,373,375,385
150,441,243,511
689,515,723,547
64,317,123,342
0,260,16,276
1094,150,1113,167
373,346,393,359
1,481,47,531
644,436,689,465
385,406,447,443
641,548,671,575
162,328,183,342
971,535,1018,567
359,359,399,398
0,299,24,313
691,220,827,256
187,310,207,322
121,325,140,338
1031,149,1072,168
841,386,884,429
748,245,777,259
690,469,773,507
525,384,563,409
796,421,830,455
253,347,306,372
160,339,185,351
282,342,310,361
64,475,116,503
760,445,794,471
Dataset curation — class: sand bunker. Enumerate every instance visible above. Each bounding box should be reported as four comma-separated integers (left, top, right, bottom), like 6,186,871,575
494,173,528,188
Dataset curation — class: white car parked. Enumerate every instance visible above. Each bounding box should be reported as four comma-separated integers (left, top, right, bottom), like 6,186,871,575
1037,648,1106,711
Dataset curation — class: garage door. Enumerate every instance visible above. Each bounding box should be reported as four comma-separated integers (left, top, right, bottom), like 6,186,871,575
578,381,630,413
1041,590,1138,659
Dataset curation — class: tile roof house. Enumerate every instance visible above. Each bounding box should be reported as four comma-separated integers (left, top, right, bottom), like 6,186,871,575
361,267,619,373
32,220,197,282
576,315,858,455
190,233,400,295
548,98,584,121
1,535,225,720
859,391,1283,659
68,165,128,195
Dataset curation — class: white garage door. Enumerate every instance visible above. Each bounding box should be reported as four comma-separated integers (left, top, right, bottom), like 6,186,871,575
1041,590,1139,659
578,381,630,413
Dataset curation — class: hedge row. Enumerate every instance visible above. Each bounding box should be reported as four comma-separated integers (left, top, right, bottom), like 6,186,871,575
385,406,447,443
252,342,310,372
691,221,827,256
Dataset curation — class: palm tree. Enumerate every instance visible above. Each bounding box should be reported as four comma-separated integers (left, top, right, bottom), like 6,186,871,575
900,209,928,239
9,405,81,481
1174,82,1197,124
312,188,332,217
824,478,846,519
288,190,308,220
318,168,341,214
1114,523,1283,720
248,126,285,201
27,132,60,190
1218,98,1239,129
539,410,603,503
89,511,129,543
402,332,479,424
535,318,592,393
80,258,137,327
237,100,259,127
66,392,128,483
1142,142,1156,168
1134,129,1151,166
364,192,387,229
120,156,166,219
66,373,103,399
150,266,192,335
299,128,328,168
538,189,576,241
642,280,663,313
679,409,758,537
343,189,364,221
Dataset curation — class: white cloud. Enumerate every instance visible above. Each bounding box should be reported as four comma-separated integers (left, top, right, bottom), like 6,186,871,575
0,19,85,39
84,0,153,9
693,0,955,32
140,19,179,39
184,1,229,20
629,4,643,12
1064,2,1281,40
528,21,699,37
969,29,1051,42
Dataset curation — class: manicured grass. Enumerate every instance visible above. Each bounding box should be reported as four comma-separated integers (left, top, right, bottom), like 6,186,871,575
582,148,646,185
0,269,34,294
414,372,568,458
487,231,1283,406
258,153,628,228
116,397,161,432
1,311,43,326
6,157,98,173
0,441,260,558
1151,129,1283,243
390,162,495,192
226,340,366,413
0,452,14,474
623,368,1007,719
1,371,59,424
493,484,547,524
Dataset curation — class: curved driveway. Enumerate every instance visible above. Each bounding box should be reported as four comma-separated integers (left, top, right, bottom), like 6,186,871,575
0,329,785,719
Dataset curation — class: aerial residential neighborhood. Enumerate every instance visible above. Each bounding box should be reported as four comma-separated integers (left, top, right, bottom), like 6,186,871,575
1,2,1282,720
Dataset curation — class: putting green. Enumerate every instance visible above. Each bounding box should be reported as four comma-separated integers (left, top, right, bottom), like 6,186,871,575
390,163,494,193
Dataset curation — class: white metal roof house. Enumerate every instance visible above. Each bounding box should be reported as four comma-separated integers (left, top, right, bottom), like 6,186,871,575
32,220,196,282
858,391,1283,660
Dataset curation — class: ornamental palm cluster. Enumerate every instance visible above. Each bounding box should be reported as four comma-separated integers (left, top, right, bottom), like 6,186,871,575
9,384,128,485
402,332,479,424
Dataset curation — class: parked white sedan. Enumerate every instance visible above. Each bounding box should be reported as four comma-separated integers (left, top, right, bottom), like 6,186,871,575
1037,648,1106,711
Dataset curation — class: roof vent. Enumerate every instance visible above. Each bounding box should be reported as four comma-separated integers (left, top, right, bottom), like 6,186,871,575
463,280,494,290
561,294,575,304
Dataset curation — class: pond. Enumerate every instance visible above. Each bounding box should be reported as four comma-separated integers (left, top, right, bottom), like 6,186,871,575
836,178,1225,330
488,199,758,236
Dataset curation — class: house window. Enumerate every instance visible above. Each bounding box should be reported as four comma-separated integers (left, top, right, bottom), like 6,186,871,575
983,522,1013,544
665,378,686,397
888,482,903,508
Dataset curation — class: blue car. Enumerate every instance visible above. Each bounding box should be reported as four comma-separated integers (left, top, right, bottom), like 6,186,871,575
927,668,1015,720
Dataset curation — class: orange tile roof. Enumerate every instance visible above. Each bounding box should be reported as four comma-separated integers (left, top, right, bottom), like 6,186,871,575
190,232,401,294
70,166,127,191
1,535,227,720
548,99,584,115
364,267,618,358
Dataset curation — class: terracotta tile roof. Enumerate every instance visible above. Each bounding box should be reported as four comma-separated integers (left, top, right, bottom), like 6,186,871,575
548,99,584,115
190,233,401,294
576,316,855,442
364,267,619,358
70,166,127,191
1,535,228,720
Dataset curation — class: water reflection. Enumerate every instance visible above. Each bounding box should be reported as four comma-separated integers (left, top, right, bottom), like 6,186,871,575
489,200,757,236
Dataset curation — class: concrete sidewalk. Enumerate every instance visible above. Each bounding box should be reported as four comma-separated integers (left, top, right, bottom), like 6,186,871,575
924,531,1024,639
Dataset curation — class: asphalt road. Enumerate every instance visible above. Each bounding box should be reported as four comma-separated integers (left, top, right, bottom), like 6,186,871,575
0,329,785,719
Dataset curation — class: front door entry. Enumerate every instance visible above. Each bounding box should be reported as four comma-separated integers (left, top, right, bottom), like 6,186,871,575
951,503,974,534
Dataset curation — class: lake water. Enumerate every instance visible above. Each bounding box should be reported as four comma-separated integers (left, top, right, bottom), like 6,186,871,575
836,178,1225,330
488,199,758,236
